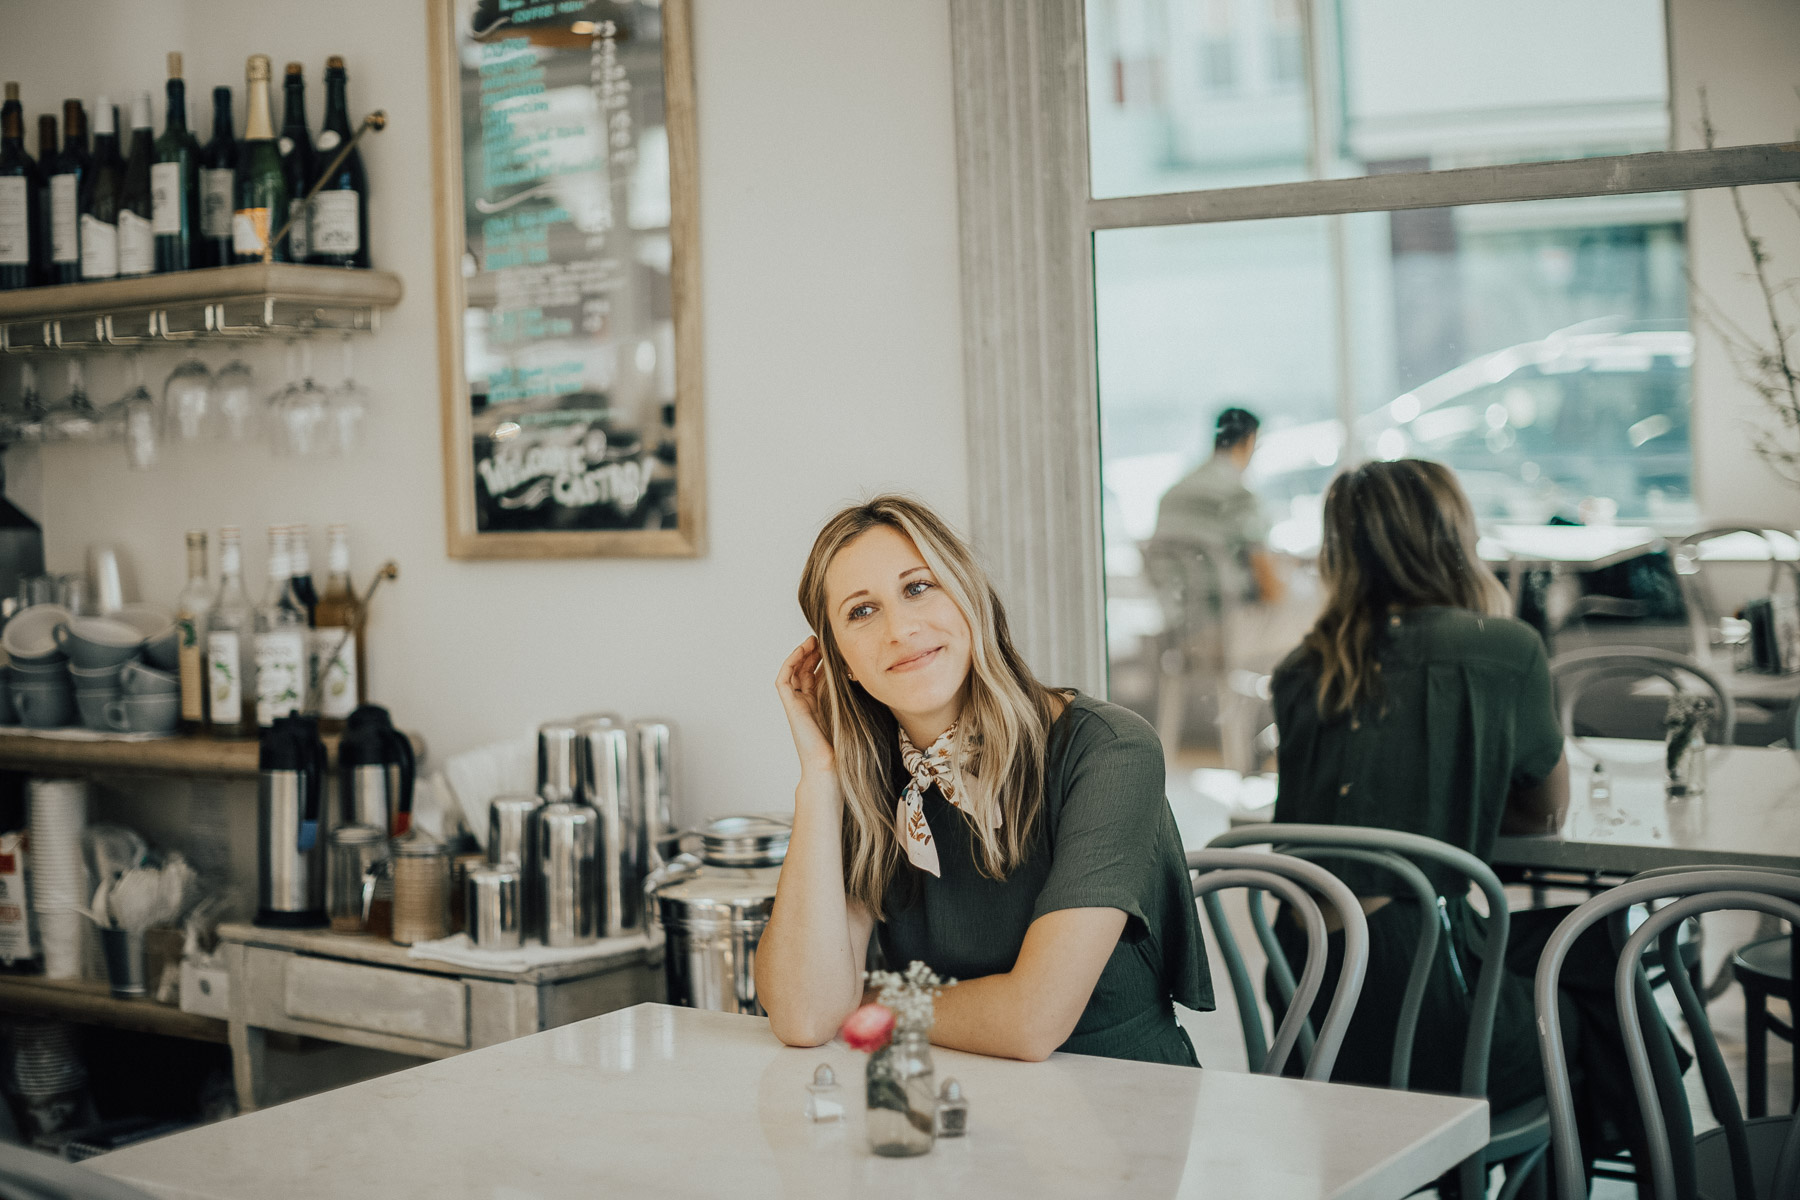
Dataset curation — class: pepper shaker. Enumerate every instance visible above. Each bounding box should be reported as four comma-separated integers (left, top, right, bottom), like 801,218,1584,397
805,1063,843,1123
935,1078,968,1137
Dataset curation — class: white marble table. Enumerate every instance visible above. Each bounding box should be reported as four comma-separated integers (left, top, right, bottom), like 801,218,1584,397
1478,524,1660,571
91,1003,1487,1200
1492,739,1800,876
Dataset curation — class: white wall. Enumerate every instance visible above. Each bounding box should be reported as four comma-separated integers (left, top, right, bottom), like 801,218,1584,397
1671,0,1800,526
0,0,968,822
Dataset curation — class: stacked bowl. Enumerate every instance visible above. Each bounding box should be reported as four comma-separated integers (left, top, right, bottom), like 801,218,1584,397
1,604,180,735
27,779,90,979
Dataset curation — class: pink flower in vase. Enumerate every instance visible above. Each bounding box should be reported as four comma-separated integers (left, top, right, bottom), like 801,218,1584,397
839,1003,896,1052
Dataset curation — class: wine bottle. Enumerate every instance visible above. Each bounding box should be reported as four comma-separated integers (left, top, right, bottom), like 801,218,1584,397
233,55,288,264
197,86,236,268
0,83,41,291
310,57,368,268
176,530,212,734
153,52,201,273
206,526,256,739
277,62,313,264
288,522,318,620
48,100,89,284
33,114,55,287
78,95,123,279
118,91,155,277
313,523,366,732
254,526,308,728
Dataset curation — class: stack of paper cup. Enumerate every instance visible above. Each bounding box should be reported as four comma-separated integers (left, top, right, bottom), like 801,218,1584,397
27,779,90,979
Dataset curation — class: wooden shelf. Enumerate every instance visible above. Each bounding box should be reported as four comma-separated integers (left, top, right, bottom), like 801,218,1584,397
0,974,227,1043
0,733,320,779
0,264,404,322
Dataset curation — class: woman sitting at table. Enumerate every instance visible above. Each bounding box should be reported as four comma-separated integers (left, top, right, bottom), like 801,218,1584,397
757,495,1211,1064
1268,459,1685,1192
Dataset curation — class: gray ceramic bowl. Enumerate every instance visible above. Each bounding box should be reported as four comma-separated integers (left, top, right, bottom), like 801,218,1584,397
120,660,179,696
105,692,179,734
13,682,74,729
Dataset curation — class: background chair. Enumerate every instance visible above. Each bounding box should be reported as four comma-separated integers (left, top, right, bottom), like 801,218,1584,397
1209,824,1551,1200
1670,527,1800,673
1549,645,1737,748
1187,847,1367,1082
1535,867,1800,1200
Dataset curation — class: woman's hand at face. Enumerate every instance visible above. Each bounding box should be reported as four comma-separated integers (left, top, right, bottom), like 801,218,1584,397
776,637,837,779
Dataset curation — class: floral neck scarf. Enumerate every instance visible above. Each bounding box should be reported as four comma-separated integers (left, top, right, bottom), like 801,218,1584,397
896,723,999,878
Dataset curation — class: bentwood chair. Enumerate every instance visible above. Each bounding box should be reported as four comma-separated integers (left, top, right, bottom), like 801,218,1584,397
1536,867,1800,1200
1186,848,1367,1082
1549,645,1737,748
1670,527,1800,673
1209,824,1553,1200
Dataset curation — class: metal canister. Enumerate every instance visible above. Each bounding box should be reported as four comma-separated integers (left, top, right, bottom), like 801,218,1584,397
327,824,385,934
466,864,523,951
577,715,637,936
389,834,450,946
536,721,579,804
631,718,678,868
651,872,778,1015
534,800,599,946
489,793,543,935
699,815,790,868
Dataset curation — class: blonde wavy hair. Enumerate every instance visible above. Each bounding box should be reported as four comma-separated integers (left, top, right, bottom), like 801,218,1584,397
798,496,1058,917
1304,459,1509,716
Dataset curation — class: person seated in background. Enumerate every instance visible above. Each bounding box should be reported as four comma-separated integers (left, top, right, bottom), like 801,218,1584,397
1268,458,1687,1197
1149,406,1285,610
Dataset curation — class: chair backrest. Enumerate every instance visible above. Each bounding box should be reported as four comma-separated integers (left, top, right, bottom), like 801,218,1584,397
1548,644,1737,747
1534,868,1800,1200
1208,823,1511,1101
1187,847,1367,1082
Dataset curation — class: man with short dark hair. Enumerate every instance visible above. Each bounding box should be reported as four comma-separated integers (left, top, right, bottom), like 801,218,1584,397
1150,407,1284,607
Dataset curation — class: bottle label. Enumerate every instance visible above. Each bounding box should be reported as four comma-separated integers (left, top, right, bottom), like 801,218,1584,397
118,209,154,274
311,191,359,256
50,175,78,262
313,628,360,720
178,617,205,722
200,169,235,238
317,129,342,152
254,628,306,726
0,178,27,265
233,207,269,255
207,630,242,724
287,198,310,260
80,215,118,278
151,162,183,234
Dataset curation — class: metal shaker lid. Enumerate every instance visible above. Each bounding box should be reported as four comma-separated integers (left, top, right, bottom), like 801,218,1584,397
653,873,778,925
390,832,448,859
536,722,580,803
700,815,791,868
330,823,384,846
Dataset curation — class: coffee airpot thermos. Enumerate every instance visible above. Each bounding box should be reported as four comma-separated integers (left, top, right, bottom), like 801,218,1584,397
257,714,329,927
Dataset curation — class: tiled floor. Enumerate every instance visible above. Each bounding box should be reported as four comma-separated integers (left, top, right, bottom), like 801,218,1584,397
1179,889,1792,1198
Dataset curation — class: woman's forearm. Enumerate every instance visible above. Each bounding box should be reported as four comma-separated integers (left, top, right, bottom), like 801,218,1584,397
755,775,866,1046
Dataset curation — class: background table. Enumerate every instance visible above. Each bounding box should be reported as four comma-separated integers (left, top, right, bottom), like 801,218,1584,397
93,1003,1488,1200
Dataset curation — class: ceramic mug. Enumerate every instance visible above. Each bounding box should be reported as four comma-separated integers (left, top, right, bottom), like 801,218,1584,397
76,688,119,732
120,660,179,696
142,627,180,672
53,618,142,671
2,604,73,665
105,692,179,735
69,662,126,690
13,683,74,729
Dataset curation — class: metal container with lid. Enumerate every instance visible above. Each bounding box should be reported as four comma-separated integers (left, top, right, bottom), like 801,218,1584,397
651,869,778,1015
698,815,790,869
535,800,599,946
389,834,450,946
327,823,385,934
576,715,638,936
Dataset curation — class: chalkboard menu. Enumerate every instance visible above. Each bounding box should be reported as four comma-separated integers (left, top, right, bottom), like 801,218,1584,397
430,0,702,557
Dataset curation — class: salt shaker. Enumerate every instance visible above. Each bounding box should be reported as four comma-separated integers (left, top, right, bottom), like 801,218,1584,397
935,1077,968,1137
805,1063,843,1123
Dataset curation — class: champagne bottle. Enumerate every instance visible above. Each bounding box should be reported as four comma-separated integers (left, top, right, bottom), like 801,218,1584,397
153,52,201,273
48,100,88,284
197,87,236,268
118,91,155,277
313,523,366,732
206,527,256,739
176,530,212,734
309,57,368,268
33,114,55,287
0,83,41,291
253,526,308,728
78,95,123,279
233,56,288,264
277,62,313,264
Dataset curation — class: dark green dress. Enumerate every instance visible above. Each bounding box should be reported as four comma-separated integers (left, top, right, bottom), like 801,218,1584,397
876,691,1212,1065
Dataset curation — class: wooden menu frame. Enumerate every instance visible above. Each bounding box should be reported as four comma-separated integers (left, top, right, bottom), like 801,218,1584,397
429,0,704,558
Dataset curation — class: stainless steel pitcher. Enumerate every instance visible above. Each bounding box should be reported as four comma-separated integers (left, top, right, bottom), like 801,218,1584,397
534,800,598,946
576,715,637,936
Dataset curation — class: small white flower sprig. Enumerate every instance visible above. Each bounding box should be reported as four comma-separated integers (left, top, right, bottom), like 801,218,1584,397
865,961,955,1035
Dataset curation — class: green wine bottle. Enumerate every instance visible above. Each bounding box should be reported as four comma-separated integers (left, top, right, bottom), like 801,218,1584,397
0,83,42,290
309,56,368,268
48,100,87,283
233,55,288,264
33,114,56,287
154,51,201,273
78,94,123,279
118,91,155,277
198,87,236,268
277,62,313,263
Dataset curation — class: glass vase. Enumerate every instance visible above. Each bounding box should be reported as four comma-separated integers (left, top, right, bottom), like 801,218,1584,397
1665,723,1706,799
866,1029,936,1157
